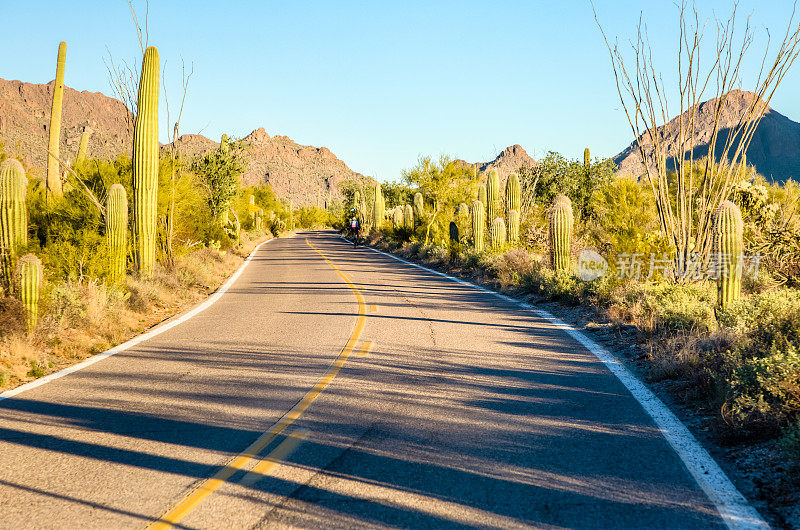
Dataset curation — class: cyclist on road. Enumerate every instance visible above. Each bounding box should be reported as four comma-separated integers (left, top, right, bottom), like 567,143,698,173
350,215,361,247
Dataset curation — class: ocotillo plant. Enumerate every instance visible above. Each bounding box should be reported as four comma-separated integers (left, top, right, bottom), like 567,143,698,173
106,184,128,286
373,182,384,230
471,200,485,251
403,204,413,229
505,173,520,218
76,130,90,163
289,200,295,230
507,210,519,243
549,195,573,272
132,46,159,278
487,170,500,226
0,159,28,292
490,218,506,249
15,254,42,333
715,200,744,310
413,192,424,227
47,41,66,197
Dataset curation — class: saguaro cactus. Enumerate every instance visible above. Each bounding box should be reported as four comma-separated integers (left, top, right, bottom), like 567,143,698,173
0,159,28,291
490,218,506,249
478,184,487,213
76,129,90,163
403,204,413,229
392,207,403,227
132,46,159,278
549,195,573,272
106,184,128,286
471,200,485,251
487,170,500,226
413,192,424,226
715,200,744,309
584,147,590,168
47,41,67,197
505,173,520,217
449,221,459,257
15,254,42,333
507,209,520,243
373,182,384,230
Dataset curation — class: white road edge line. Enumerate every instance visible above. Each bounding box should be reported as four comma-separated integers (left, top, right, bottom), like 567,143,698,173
349,236,768,530
0,235,291,403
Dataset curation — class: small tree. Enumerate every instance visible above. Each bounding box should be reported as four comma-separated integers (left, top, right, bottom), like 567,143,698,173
402,155,477,245
192,135,247,225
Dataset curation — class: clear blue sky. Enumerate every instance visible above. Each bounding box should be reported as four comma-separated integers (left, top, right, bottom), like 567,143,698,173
3,1,800,181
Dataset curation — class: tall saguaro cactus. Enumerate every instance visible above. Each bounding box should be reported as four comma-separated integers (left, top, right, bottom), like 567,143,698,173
549,195,573,272
106,184,128,286
505,173,520,217
76,130,90,163
403,204,413,229
478,184,487,213
392,207,403,227
715,201,744,310
471,200,485,251
47,41,67,197
487,170,500,226
0,159,28,291
490,218,506,249
413,192,424,227
15,254,42,333
584,147,590,168
507,210,519,243
132,46,160,278
373,182,384,230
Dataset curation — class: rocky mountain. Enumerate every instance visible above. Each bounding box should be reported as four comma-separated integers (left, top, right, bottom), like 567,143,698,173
614,90,800,182
0,77,132,174
169,128,368,207
456,144,536,177
0,77,366,205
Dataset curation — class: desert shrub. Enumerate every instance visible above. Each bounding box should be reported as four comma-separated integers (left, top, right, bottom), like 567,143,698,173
0,296,26,337
586,176,670,260
483,248,539,290
517,151,615,219
782,422,800,460
709,290,800,433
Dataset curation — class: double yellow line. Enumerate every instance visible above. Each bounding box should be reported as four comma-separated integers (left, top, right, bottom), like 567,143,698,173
148,237,366,529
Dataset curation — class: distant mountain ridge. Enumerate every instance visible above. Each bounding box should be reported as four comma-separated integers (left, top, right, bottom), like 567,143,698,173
0,77,367,206
614,90,800,182
455,144,537,177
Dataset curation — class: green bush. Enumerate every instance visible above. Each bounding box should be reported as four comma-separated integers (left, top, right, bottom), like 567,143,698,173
710,290,800,433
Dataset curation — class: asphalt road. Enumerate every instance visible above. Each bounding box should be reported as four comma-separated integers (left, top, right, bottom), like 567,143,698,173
0,231,737,529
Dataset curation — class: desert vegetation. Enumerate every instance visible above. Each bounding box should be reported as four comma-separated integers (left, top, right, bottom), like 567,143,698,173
355,148,800,497
0,37,336,390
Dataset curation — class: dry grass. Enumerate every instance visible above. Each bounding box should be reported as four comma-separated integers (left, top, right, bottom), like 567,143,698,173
0,233,273,390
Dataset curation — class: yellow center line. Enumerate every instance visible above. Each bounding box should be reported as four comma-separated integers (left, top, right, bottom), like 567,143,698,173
356,340,374,357
238,430,308,487
147,237,366,529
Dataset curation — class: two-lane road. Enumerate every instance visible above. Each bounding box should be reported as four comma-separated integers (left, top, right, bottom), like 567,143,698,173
0,231,755,528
